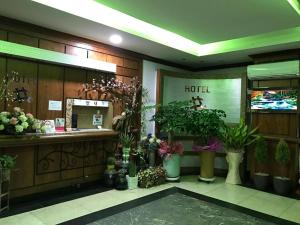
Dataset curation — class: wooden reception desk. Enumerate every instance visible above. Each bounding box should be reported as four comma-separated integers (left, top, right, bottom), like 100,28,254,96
0,130,118,198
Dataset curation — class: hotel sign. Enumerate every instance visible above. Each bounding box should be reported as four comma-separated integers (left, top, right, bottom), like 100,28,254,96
162,76,241,123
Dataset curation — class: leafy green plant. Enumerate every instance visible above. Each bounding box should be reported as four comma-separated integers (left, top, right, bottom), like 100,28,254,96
254,136,268,163
186,109,226,145
106,157,115,166
128,159,137,177
120,133,134,148
0,155,16,170
223,119,258,152
150,101,191,134
275,139,290,165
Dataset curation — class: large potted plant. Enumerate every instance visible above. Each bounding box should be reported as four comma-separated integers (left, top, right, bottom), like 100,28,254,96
253,136,270,190
158,140,184,181
273,139,291,195
151,101,189,181
223,119,257,184
187,109,226,182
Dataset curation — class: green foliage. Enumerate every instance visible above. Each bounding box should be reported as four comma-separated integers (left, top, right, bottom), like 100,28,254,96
120,133,134,148
254,136,268,163
150,101,191,134
106,157,115,165
128,159,137,177
186,109,226,144
0,155,16,170
137,166,166,188
223,119,258,152
275,139,290,165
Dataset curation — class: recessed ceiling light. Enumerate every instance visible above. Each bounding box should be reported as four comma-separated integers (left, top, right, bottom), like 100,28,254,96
109,34,122,44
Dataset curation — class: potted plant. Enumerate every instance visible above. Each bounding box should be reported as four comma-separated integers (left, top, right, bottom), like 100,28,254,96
151,101,189,181
120,133,134,164
126,155,138,189
273,139,291,195
188,109,226,182
158,141,184,181
104,156,117,187
253,136,270,190
223,119,257,184
0,154,16,196
137,166,166,188
140,133,161,167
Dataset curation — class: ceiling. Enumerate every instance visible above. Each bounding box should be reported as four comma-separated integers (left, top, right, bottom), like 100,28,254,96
0,0,300,69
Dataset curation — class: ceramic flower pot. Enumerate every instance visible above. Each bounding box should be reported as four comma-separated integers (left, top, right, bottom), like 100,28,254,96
126,175,138,189
122,147,130,164
163,154,181,181
199,151,216,182
225,151,243,185
148,150,156,167
273,176,291,195
253,173,270,191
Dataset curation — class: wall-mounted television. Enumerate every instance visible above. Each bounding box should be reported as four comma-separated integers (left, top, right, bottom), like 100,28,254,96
251,89,297,111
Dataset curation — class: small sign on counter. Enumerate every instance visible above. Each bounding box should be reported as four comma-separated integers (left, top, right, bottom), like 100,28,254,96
48,100,62,111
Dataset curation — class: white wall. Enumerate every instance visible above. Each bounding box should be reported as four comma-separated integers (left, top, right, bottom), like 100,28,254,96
141,60,188,136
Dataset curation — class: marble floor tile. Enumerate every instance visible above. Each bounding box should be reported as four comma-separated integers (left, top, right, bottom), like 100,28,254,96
0,212,45,225
279,200,300,223
237,191,297,218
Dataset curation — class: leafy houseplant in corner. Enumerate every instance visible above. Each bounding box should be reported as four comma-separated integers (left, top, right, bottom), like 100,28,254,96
104,156,117,188
223,119,257,185
159,141,184,181
273,139,291,195
188,109,226,182
151,101,189,181
126,155,138,189
253,136,270,191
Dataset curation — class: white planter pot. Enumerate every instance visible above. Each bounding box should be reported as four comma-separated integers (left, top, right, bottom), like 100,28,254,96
126,175,138,189
163,154,181,181
225,151,243,185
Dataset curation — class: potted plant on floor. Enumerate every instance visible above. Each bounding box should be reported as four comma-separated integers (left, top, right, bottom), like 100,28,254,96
126,154,138,189
158,140,184,181
253,136,270,190
150,101,189,181
140,133,161,167
273,139,291,195
223,119,257,184
104,156,117,187
0,154,16,211
187,109,226,182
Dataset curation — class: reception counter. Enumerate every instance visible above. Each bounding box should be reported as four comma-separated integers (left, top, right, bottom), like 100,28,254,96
0,130,118,198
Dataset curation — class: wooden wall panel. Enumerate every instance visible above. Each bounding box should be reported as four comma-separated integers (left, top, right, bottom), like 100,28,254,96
117,67,138,77
64,67,86,100
123,58,138,69
2,146,34,190
252,113,297,137
37,64,64,120
6,58,38,115
107,55,123,66
66,45,87,57
0,29,7,40
0,57,6,111
39,39,65,53
8,32,38,47
88,50,107,61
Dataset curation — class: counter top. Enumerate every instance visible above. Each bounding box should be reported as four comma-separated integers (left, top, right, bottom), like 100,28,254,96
0,130,119,148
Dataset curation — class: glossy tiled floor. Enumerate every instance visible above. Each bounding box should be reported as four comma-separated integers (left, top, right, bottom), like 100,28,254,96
0,176,299,225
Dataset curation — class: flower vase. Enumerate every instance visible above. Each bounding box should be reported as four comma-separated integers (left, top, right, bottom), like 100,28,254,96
148,150,156,167
199,151,216,182
163,154,181,181
122,147,130,164
225,151,243,185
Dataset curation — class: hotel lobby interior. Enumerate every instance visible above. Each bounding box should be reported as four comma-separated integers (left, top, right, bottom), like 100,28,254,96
0,0,300,224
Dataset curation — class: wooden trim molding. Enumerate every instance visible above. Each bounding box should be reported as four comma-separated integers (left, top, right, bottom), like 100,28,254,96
0,40,116,73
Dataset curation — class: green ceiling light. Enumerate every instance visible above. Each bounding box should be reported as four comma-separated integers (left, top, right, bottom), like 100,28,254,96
31,0,201,56
286,0,300,15
197,26,300,56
